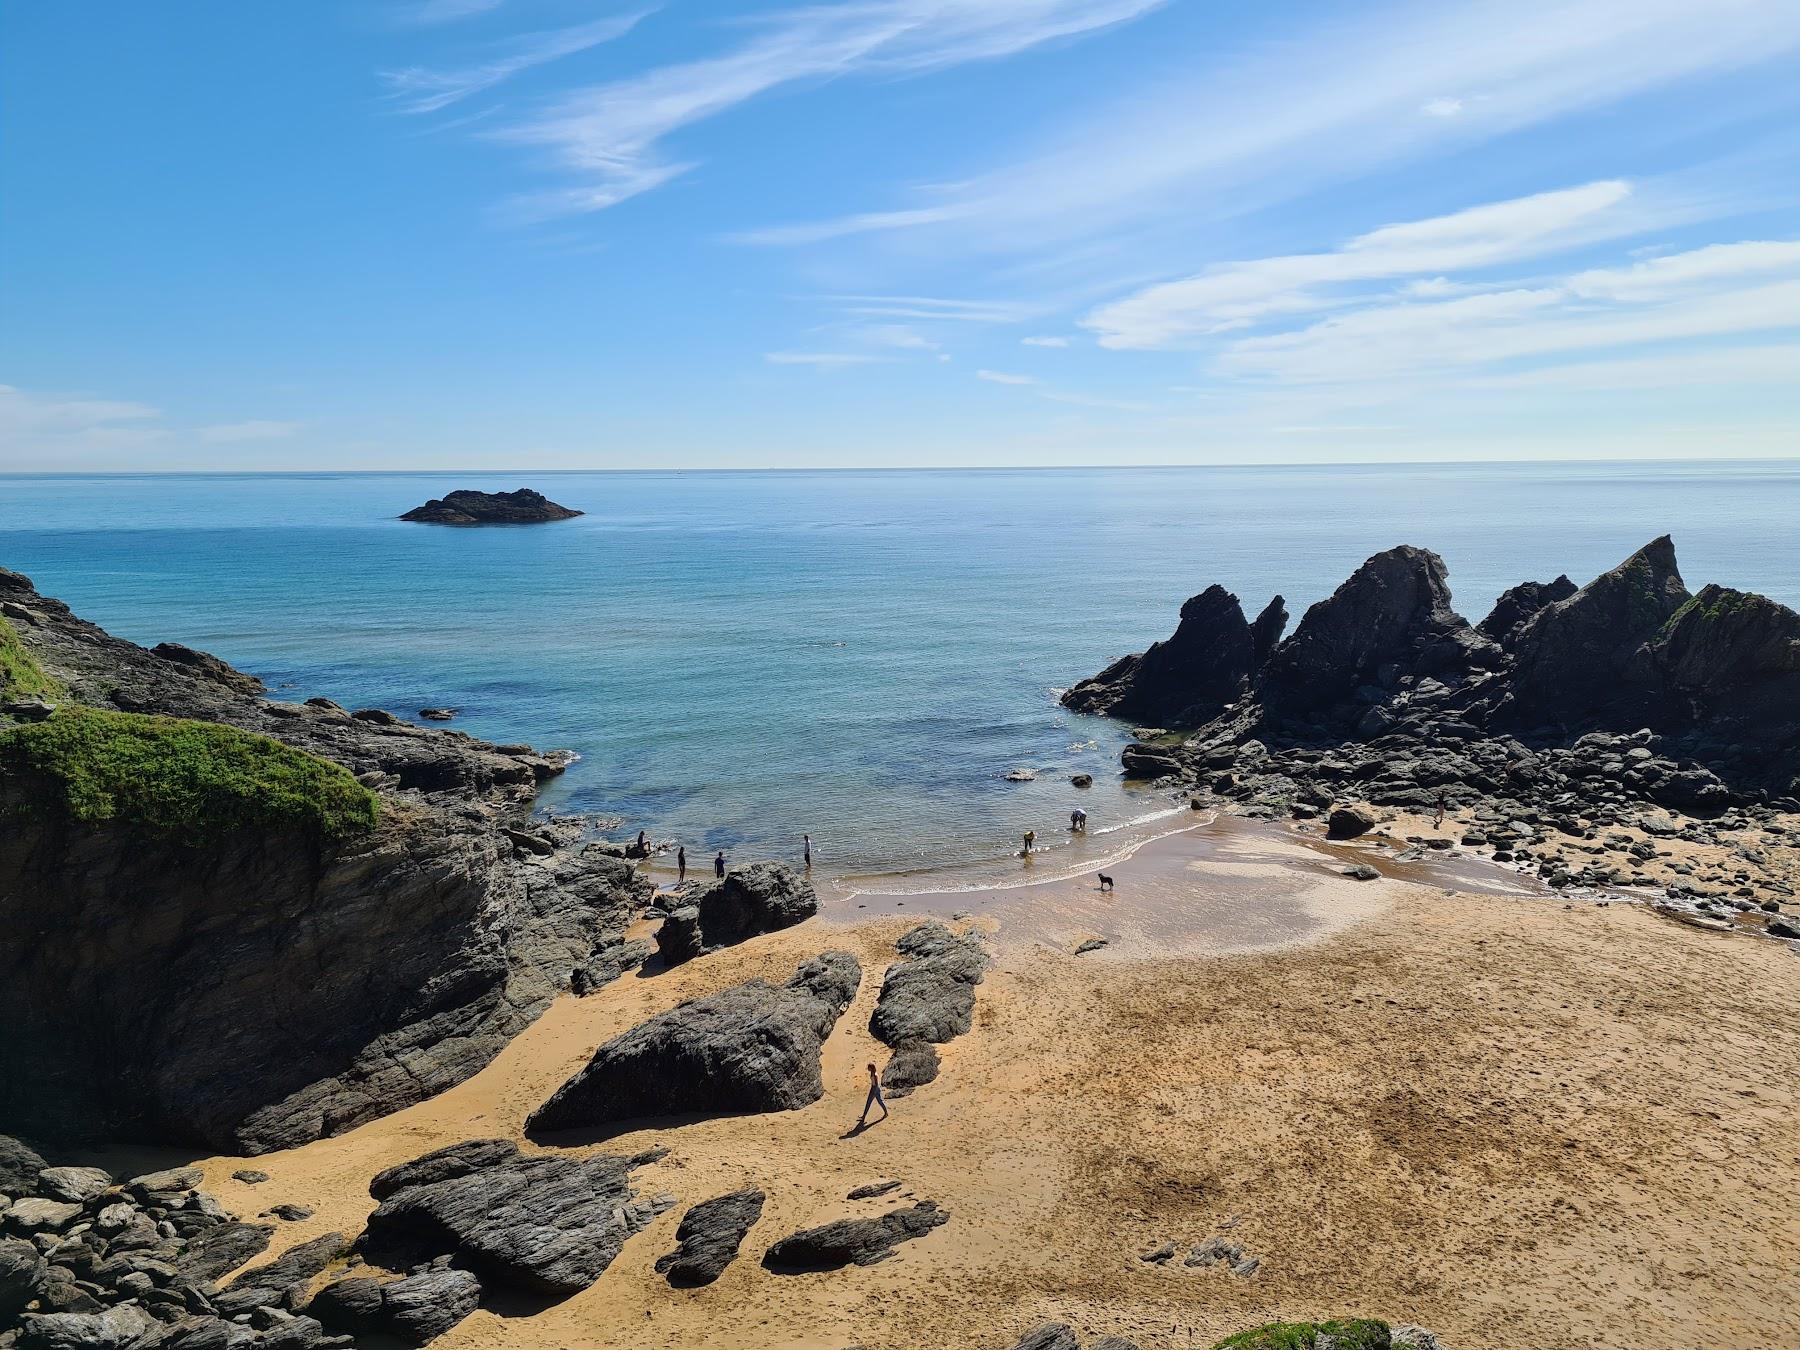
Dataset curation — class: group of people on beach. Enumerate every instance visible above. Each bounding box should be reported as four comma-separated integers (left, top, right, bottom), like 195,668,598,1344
661,832,814,884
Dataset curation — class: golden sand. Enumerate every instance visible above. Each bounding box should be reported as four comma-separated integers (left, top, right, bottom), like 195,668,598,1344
185,823,1800,1349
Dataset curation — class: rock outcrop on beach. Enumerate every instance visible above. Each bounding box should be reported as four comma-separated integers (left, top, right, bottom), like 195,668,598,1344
356,1139,672,1298
398,488,582,525
0,1144,362,1346
653,1189,766,1287
868,922,989,1099
527,951,861,1137
656,862,818,966
0,566,651,1154
761,1201,949,1272
1062,585,1259,727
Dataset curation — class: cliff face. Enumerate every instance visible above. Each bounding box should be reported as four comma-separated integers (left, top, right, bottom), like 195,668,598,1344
1061,585,1256,727
0,567,650,1153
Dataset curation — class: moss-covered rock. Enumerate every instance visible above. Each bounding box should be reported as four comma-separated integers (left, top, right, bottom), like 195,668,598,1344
1212,1320,1391,1350
0,705,378,840
0,614,62,702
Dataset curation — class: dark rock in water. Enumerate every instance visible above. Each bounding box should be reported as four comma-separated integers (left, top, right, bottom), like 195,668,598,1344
1012,1325,1080,1350
0,1133,49,1193
1326,805,1377,839
653,1189,765,1287
1062,585,1256,728
210,1232,348,1317
656,862,817,967
1478,575,1577,646
150,642,266,696
869,923,990,1047
362,1138,671,1297
399,489,582,525
0,567,653,1155
418,708,458,721
879,1040,940,1098
527,951,860,1135
1504,536,1691,731
762,1201,948,1272
1249,595,1288,667
1069,772,1093,788
310,1267,480,1345
1259,546,1496,730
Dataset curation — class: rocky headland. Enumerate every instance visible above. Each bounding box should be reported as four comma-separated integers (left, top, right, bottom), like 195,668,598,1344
0,565,648,1154
1063,538,1800,934
397,489,582,525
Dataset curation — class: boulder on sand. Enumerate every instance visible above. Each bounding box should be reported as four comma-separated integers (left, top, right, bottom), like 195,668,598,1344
361,1138,671,1297
310,1266,481,1345
527,951,860,1136
869,923,990,1048
761,1201,949,1272
879,1039,941,1098
653,1189,765,1287
656,863,817,966
1326,805,1377,840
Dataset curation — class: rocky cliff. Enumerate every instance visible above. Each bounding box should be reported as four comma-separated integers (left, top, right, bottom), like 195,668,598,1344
0,566,650,1154
1062,538,1800,806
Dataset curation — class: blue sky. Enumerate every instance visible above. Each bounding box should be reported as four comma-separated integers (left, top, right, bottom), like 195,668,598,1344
3,0,1799,470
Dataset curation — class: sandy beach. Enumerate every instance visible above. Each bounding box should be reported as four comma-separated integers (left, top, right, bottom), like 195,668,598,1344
157,821,1800,1350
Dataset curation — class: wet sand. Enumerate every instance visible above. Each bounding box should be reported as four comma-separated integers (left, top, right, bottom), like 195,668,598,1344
175,820,1800,1349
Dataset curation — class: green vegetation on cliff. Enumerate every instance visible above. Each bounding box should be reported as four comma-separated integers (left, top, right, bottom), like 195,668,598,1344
0,614,63,701
0,706,378,840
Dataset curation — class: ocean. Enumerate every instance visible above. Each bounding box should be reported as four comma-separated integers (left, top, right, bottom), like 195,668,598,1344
3,462,1797,880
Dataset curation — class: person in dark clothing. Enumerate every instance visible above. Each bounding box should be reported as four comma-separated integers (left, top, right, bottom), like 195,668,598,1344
677,846,686,883
803,833,813,869
714,850,726,878
856,1062,887,1127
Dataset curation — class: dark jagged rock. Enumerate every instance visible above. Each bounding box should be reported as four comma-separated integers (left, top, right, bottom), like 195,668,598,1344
177,1221,276,1282
150,642,266,696
360,1139,671,1297
656,863,817,966
1326,805,1376,840
1062,585,1256,727
1249,595,1288,667
1258,546,1496,731
310,1266,480,1345
653,1189,765,1287
211,1232,348,1317
0,566,651,1154
528,951,860,1135
1646,585,1800,755
761,1201,948,1272
879,1039,940,1097
15,1306,156,1349
1502,536,1690,731
0,1132,49,1193
1012,1325,1080,1350
869,923,990,1048
1478,575,1577,646
398,489,582,525
1,1236,47,1320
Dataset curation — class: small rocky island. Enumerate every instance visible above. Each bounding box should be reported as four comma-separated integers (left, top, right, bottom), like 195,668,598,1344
399,488,582,525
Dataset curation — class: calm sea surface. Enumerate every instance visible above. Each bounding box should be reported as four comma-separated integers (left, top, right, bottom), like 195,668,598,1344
2,464,1796,877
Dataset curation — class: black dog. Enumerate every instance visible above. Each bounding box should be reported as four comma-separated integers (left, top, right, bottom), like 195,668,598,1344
1097,872,1114,892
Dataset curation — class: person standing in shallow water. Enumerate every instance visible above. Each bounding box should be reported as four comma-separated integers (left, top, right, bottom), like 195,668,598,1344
856,1062,887,1127
1022,829,1036,856
714,850,726,879
677,846,686,883
803,833,813,870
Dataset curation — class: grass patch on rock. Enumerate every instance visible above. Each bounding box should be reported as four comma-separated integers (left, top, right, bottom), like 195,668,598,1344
0,705,378,841
1213,1320,1391,1350
0,614,62,701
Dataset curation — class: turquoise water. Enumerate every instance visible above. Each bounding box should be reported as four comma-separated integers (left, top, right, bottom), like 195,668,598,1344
2,463,1797,875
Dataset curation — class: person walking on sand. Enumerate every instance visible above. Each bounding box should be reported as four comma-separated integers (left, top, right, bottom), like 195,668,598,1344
677,846,686,883
804,833,813,870
856,1062,888,1128
1433,793,1447,829
714,850,726,879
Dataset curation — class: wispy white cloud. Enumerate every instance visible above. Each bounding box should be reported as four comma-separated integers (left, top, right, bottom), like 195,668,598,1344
0,383,169,465
743,0,1800,253
382,13,650,115
849,323,940,350
1022,335,1071,346
491,0,1164,219
829,294,1035,324
1419,96,1463,118
765,351,887,368
200,420,300,443
393,0,507,28
1084,180,1656,348
976,368,1037,385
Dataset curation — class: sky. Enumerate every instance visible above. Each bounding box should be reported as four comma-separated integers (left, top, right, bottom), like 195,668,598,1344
2,0,1799,471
